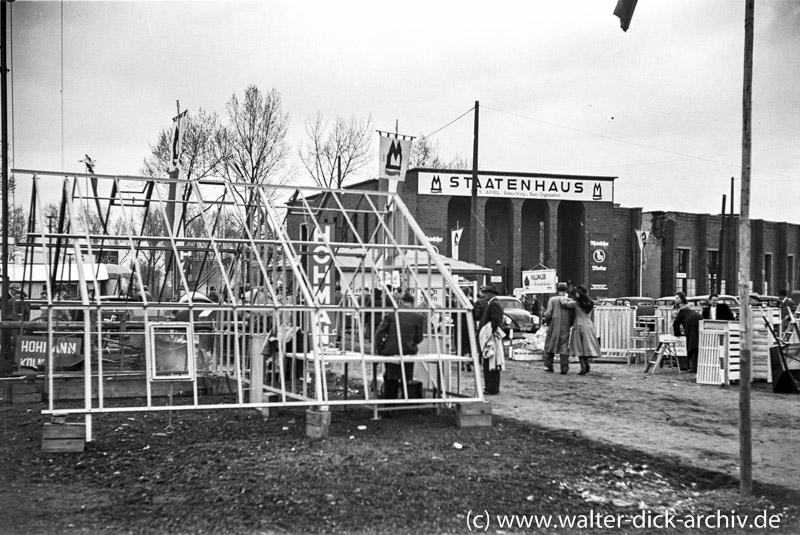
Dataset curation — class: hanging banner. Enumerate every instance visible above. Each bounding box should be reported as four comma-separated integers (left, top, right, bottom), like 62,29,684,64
378,135,412,181
169,110,188,176
590,233,610,292
451,227,464,260
522,269,556,293
635,229,649,268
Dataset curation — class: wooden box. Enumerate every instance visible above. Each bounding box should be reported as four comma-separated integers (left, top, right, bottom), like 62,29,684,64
456,402,492,428
41,422,85,453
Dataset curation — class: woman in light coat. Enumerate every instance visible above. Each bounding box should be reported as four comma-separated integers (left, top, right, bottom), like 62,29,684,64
478,299,507,394
562,285,602,375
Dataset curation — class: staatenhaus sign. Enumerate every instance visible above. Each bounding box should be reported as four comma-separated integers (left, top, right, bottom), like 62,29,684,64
417,172,614,203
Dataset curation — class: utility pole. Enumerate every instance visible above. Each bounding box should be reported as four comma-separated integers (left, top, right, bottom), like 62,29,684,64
1,0,10,368
738,0,754,496
469,101,479,266
716,195,726,294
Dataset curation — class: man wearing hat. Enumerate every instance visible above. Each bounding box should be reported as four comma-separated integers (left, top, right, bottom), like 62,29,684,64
543,282,572,374
5,283,28,322
473,284,499,324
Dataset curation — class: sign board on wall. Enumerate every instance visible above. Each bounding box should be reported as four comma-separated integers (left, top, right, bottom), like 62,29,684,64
417,172,613,203
16,335,84,369
589,233,610,292
521,269,556,293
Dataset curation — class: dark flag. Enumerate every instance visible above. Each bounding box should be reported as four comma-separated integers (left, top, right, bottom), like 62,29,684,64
614,0,638,32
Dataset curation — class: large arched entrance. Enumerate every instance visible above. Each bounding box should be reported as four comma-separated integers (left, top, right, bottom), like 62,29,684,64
484,198,513,294
557,201,585,286
447,197,472,261
521,200,548,270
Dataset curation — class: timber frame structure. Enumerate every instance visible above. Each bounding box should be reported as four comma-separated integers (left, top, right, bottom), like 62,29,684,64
10,169,485,440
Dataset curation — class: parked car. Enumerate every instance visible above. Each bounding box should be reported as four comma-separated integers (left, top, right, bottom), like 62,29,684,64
655,296,678,308
172,292,216,322
492,296,538,334
686,294,740,319
613,296,655,318
748,293,781,308
596,297,617,306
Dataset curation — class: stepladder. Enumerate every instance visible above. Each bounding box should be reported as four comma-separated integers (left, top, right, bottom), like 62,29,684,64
644,335,682,374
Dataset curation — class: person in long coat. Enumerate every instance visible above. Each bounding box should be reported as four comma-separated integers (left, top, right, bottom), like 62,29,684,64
543,282,572,374
374,292,425,400
673,303,702,372
562,285,602,375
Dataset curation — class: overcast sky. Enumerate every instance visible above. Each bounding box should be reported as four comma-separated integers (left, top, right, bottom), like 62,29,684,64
8,1,800,223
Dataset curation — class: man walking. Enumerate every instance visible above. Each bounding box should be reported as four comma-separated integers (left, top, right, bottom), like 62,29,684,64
543,282,571,374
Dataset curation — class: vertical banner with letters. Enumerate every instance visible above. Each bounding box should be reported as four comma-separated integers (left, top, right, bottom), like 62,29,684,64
307,223,334,343
589,233,610,293
451,227,464,260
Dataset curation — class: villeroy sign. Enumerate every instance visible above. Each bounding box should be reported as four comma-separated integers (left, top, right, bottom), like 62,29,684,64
417,172,613,203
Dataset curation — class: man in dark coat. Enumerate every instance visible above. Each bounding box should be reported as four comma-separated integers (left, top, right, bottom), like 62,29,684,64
473,284,499,323
374,293,425,399
701,293,734,321
543,282,572,374
673,304,703,372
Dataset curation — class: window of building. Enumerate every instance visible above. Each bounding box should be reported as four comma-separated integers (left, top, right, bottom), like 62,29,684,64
764,253,773,295
788,255,795,292
707,249,719,291
676,248,691,294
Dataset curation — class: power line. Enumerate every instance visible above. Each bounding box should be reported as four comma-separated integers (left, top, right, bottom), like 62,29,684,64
483,105,800,182
424,106,474,139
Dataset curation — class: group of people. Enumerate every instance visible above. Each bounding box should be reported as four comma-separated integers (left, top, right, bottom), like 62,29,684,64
542,282,602,376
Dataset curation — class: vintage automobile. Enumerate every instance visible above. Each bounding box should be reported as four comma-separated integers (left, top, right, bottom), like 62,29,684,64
686,294,740,319
492,296,538,334
614,296,656,318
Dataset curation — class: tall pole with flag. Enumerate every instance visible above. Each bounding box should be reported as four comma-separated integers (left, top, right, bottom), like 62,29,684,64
166,104,187,297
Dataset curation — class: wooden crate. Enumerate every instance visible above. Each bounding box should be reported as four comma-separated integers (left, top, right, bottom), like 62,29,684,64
11,382,42,404
42,422,85,453
697,320,739,385
456,402,492,428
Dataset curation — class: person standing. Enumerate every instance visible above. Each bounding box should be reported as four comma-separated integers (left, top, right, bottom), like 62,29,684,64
702,293,734,321
543,282,571,374
374,292,425,400
777,289,796,335
452,286,475,372
478,299,507,395
207,286,220,304
673,301,702,373
473,284,499,324
562,285,602,376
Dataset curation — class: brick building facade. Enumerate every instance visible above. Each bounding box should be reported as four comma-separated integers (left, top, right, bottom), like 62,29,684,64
288,167,800,299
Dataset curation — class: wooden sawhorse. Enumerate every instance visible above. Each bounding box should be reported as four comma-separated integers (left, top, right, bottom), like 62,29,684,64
644,336,682,374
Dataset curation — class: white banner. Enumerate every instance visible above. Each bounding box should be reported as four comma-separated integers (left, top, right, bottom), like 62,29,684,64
379,136,412,181
169,110,188,175
635,229,648,268
522,269,557,293
417,171,613,203
451,227,464,259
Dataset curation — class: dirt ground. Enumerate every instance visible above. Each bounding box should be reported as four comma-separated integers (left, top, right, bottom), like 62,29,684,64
488,358,800,493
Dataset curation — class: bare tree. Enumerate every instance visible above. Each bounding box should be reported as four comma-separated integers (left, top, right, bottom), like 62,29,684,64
299,112,373,189
142,108,224,180
409,134,470,170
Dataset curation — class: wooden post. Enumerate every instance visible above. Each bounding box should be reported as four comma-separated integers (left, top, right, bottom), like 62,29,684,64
717,195,726,294
469,101,479,265
738,0,754,496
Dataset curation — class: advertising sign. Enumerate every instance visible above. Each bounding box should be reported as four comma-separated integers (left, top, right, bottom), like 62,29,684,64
417,172,613,203
379,135,412,181
16,335,84,369
522,269,557,293
589,233,610,292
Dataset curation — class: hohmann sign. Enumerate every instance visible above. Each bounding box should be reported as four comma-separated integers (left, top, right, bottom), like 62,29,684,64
417,172,614,203
16,335,84,369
